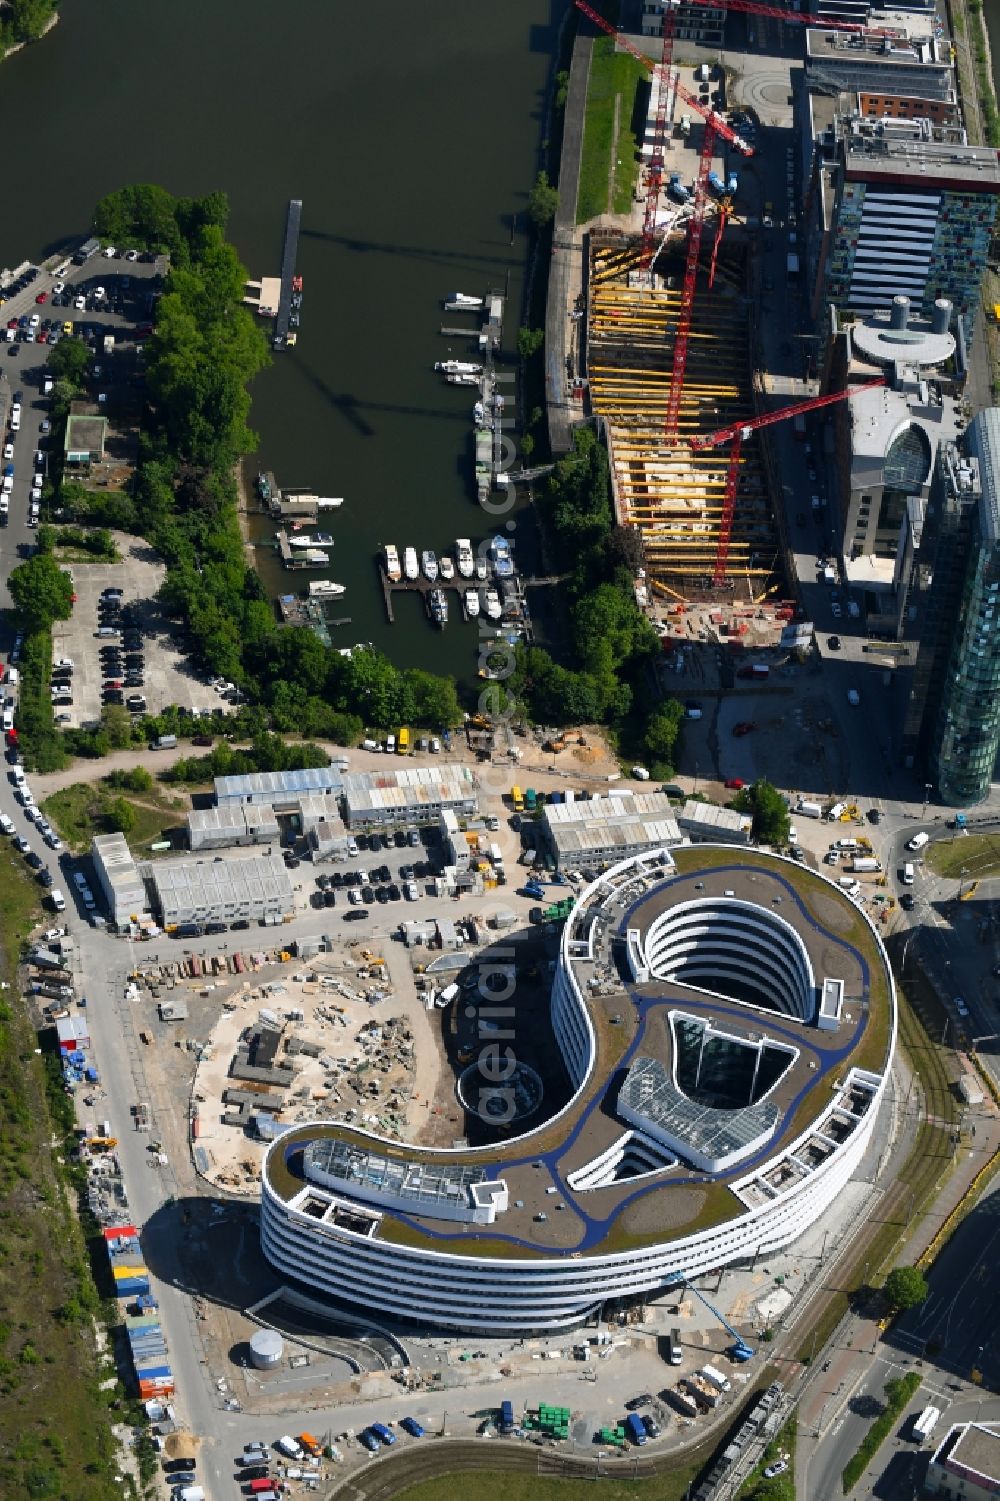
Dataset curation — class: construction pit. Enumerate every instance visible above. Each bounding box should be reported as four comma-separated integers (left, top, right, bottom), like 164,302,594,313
586,228,784,605
188,947,442,1196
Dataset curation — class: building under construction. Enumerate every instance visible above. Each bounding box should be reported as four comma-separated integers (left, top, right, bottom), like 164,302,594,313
587,231,782,603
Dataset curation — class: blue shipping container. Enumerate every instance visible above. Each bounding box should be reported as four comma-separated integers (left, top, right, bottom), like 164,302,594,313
135,1364,172,1380
625,1413,647,1446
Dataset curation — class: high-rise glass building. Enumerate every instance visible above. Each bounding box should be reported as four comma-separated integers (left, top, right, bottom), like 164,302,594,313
930,410,1000,805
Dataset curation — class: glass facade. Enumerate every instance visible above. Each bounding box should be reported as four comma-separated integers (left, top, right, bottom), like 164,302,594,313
931,411,1000,805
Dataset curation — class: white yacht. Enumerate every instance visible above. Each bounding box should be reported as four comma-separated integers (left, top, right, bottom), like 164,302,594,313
288,532,334,549
456,538,474,578
443,292,484,312
403,547,419,581
484,588,502,621
422,550,439,583
474,555,488,582
445,372,479,387
464,588,480,619
308,580,347,599
435,359,482,376
384,544,401,582
439,555,455,582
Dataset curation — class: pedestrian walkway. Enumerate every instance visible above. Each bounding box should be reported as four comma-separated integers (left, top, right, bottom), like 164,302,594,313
546,34,590,455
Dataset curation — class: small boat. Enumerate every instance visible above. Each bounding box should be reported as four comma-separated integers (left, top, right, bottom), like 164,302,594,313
422,549,439,582
474,556,488,582
301,549,330,567
435,359,482,376
473,401,485,424
288,532,334,549
384,544,401,582
291,292,303,309
464,588,480,619
456,538,474,578
491,535,514,578
443,292,484,312
256,472,273,503
403,547,419,581
439,555,455,581
484,588,502,621
316,497,345,509
446,372,480,387
308,580,347,599
429,588,448,627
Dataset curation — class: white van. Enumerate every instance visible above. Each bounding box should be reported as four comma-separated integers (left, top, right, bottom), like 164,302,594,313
902,862,915,885
906,831,930,852
838,876,861,896
276,1436,304,1460
385,733,396,754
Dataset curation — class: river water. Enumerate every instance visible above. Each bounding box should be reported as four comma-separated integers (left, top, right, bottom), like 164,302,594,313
0,0,559,681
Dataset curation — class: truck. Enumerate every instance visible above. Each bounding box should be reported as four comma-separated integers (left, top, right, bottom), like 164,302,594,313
668,173,690,203
511,785,525,812
669,1326,683,1364
796,800,822,819
624,1412,647,1446
701,1363,732,1394
525,788,538,813
912,1405,941,1442
850,856,881,873
152,734,177,750
679,114,692,138
397,726,410,754
500,1399,515,1433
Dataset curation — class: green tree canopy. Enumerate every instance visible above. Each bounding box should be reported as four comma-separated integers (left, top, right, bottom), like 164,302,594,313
8,555,74,632
527,170,559,227
733,779,791,845
100,705,135,750
105,796,135,835
644,701,684,775
883,1266,929,1312
47,336,91,388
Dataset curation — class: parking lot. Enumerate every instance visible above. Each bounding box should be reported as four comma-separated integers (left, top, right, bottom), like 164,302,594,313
0,245,163,624
49,536,224,728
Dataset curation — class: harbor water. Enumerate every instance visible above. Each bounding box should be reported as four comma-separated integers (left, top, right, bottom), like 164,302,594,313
0,0,560,683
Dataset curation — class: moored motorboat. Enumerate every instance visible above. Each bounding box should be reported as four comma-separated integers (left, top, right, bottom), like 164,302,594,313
308,579,347,599
422,549,439,582
443,292,484,311
491,535,513,577
429,588,448,627
464,588,480,619
439,555,455,581
403,547,420,580
456,538,474,578
484,588,502,620
435,359,482,375
384,544,402,582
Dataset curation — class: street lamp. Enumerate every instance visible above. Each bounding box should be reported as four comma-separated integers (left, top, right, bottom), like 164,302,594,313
959,866,969,900
922,782,932,819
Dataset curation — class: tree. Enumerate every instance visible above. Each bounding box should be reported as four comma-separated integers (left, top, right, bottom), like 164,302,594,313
517,326,545,360
734,778,791,846
100,705,134,750
7,555,74,632
644,702,684,771
883,1266,928,1313
527,170,559,227
105,797,135,835
47,336,91,388
124,767,153,793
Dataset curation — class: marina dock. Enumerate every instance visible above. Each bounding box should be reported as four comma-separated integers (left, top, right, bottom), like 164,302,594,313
272,197,303,351
277,595,334,646
377,563,533,641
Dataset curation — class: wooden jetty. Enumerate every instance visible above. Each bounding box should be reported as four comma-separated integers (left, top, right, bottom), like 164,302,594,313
272,197,302,352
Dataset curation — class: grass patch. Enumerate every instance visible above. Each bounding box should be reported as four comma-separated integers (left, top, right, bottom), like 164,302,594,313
41,778,187,854
395,1467,699,1501
738,1412,796,1497
0,854,122,1498
577,36,647,222
841,1371,920,1493
924,832,1000,881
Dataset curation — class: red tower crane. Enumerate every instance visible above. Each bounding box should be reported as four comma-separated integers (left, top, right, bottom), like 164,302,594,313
640,4,678,269
574,1,755,438
689,380,887,586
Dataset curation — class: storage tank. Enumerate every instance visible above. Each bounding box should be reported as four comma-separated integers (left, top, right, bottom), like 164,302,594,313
890,295,910,330
249,1328,283,1370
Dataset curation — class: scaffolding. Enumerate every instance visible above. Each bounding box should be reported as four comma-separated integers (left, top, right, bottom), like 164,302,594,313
586,231,780,598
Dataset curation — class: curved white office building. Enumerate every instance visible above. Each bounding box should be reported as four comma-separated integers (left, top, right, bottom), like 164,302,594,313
261,846,896,1332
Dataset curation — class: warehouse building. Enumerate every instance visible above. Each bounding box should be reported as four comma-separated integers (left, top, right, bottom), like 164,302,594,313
676,800,753,846
187,803,281,852
542,792,682,869
214,767,344,807
145,853,294,928
308,818,352,863
91,833,149,926
341,764,478,828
